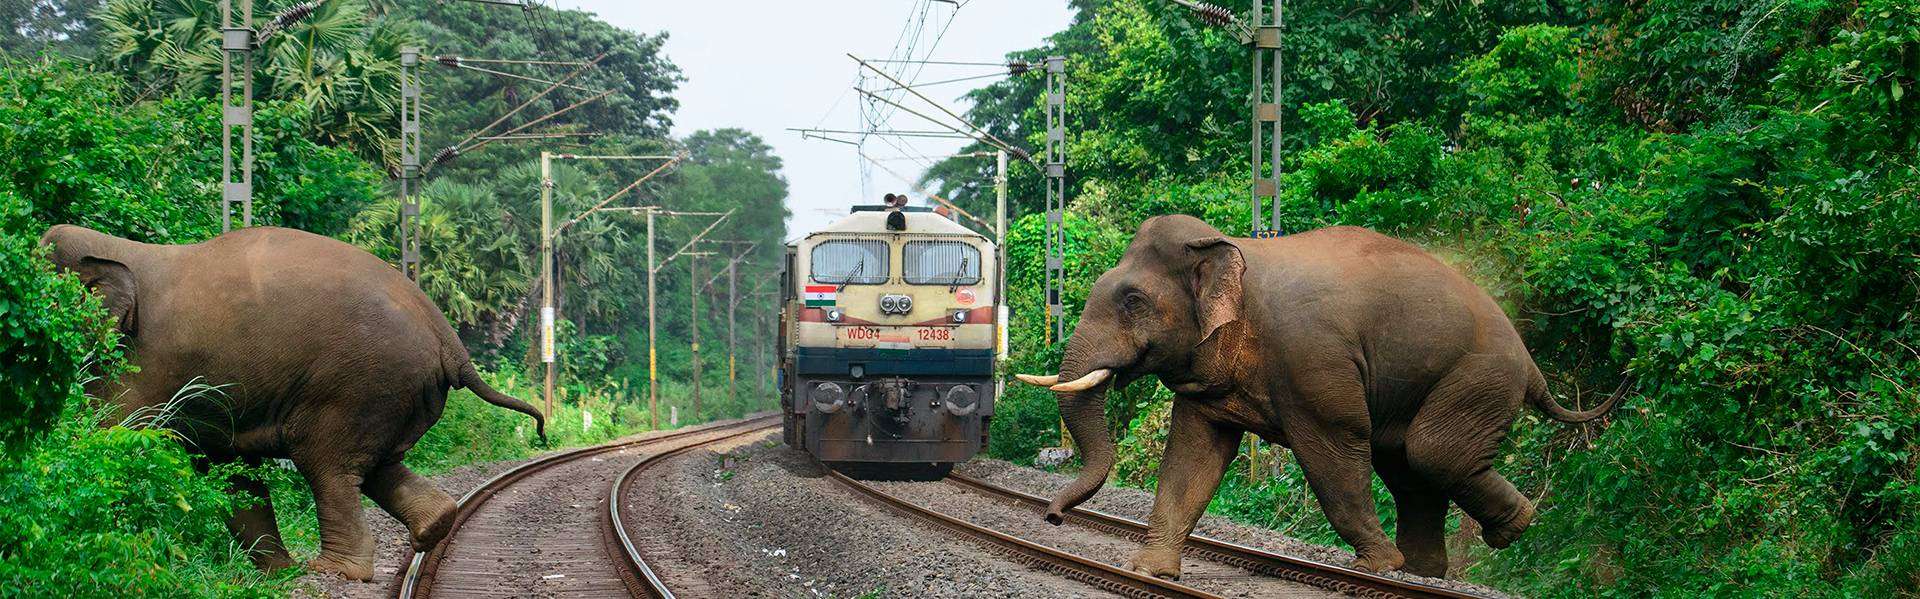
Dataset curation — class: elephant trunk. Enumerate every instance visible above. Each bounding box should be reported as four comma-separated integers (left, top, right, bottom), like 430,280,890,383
1043,338,1119,525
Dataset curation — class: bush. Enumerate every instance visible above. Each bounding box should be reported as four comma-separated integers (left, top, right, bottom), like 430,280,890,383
0,410,293,598
0,222,118,455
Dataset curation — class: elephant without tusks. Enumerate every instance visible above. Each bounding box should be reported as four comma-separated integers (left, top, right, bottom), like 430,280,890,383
41,225,547,581
1017,216,1626,579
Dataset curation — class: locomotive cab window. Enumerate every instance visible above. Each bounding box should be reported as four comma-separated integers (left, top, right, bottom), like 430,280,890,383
904,241,982,286
810,239,890,285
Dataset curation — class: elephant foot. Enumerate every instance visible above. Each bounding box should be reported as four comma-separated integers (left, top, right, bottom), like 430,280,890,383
410,505,458,552
1349,546,1406,573
1400,555,1447,579
308,555,374,582
1127,546,1184,580
248,547,296,572
1480,501,1535,549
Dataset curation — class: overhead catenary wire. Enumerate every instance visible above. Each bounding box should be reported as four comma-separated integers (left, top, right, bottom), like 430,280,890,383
454,53,608,150
435,57,600,93
787,128,976,140
850,53,1032,164
867,70,1011,93
852,86,1027,162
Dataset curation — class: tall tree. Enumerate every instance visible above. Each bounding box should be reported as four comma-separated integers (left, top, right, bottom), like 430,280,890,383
93,0,412,167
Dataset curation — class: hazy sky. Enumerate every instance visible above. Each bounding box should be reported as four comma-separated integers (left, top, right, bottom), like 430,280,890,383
568,1,1076,239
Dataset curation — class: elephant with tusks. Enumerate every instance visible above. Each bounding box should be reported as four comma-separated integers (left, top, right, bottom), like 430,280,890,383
1018,215,1627,579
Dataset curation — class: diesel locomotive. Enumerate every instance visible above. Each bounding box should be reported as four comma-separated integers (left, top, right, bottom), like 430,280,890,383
777,204,1000,479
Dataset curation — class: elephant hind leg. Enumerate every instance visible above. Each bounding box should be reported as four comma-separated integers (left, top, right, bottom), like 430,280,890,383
1406,358,1534,550
228,465,295,571
201,455,294,572
364,462,457,552
1376,453,1449,578
297,464,376,581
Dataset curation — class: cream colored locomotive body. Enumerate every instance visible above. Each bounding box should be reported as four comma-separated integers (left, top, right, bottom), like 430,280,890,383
778,207,999,476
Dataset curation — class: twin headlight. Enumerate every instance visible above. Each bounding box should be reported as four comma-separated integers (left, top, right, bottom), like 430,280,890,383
879,294,914,315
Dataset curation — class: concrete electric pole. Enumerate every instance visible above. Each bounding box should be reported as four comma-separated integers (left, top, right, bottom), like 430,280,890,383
1043,56,1068,343
399,47,424,279
1250,0,1284,238
219,0,254,231
538,152,684,421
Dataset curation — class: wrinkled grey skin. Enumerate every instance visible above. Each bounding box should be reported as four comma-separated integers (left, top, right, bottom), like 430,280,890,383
1022,216,1623,579
41,225,547,581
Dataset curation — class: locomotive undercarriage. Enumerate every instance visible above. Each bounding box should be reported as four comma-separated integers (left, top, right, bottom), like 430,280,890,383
786,375,992,479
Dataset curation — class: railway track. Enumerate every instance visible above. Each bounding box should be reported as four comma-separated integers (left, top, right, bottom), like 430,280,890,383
943,473,1485,599
609,419,781,598
825,468,1227,599
395,415,780,599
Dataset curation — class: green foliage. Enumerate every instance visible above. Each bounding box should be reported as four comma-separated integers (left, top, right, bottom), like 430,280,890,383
0,56,384,242
0,227,120,455
970,0,1920,595
0,412,292,598
94,0,416,168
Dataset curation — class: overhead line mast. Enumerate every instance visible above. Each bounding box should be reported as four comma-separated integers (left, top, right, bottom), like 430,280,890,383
1171,0,1285,237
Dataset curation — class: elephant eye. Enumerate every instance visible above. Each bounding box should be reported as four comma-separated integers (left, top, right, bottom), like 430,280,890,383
1122,293,1150,315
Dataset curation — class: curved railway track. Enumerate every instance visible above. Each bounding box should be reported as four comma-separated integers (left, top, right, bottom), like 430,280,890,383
943,473,1485,599
395,415,779,599
609,420,781,598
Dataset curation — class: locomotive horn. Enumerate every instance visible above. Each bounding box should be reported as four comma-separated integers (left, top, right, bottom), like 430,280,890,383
1049,369,1112,392
1015,374,1059,387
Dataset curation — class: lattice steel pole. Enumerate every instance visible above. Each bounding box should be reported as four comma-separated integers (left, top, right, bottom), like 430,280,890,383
219,0,254,231
1043,55,1067,344
399,47,424,279
1250,0,1284,238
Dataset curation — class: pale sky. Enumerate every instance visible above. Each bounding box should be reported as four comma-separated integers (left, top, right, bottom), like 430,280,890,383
568,1,1076,239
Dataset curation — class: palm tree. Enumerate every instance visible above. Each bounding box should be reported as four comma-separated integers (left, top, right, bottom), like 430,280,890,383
94,0,413,168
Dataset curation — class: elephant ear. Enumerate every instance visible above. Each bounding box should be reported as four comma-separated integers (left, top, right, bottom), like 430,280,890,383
1185,236,1245,345
77,257,137,336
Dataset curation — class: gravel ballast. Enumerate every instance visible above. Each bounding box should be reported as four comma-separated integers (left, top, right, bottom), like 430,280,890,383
295,427,1515,598
954,459,1515,599
623,430,1113,598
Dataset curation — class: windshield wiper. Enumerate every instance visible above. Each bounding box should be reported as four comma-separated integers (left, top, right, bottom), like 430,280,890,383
839,255,866,288
947,255,970,292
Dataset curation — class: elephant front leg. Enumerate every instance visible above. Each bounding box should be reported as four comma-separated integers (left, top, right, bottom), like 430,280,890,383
1286,417,1403,573
1132,400,1240,580
364,462,457,552
227,467,294,571
300,467,376,581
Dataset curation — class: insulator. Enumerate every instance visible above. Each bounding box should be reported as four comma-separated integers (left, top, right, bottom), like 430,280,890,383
1007,60,1031,76
431,146,459,166
257,1,321,41
1191,1,1237,27
437,56,462,68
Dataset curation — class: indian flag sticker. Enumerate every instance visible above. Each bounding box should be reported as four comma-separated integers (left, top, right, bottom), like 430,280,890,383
804,285,838,307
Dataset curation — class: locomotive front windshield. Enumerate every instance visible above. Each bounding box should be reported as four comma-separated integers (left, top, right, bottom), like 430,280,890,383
903,240,981,285
810,239,889,285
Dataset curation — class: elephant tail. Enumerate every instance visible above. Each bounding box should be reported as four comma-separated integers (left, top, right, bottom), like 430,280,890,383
1527,366,1634,424
459,363,549,443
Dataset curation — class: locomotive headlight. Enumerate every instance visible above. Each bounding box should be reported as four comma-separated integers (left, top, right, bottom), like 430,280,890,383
897,295,913,313
812,382,847,413
942,385,980,416
824,308,842,322
880,296,898,313
951,309,968,323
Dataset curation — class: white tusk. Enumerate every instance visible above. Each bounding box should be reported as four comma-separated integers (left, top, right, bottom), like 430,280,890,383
1015,374,1060,387
1049,369,1113,392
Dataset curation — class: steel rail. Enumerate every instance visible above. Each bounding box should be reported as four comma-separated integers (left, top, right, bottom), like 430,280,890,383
395,415,779,598
946,473,1487,599
608,421,783,598
824,469,1225,599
